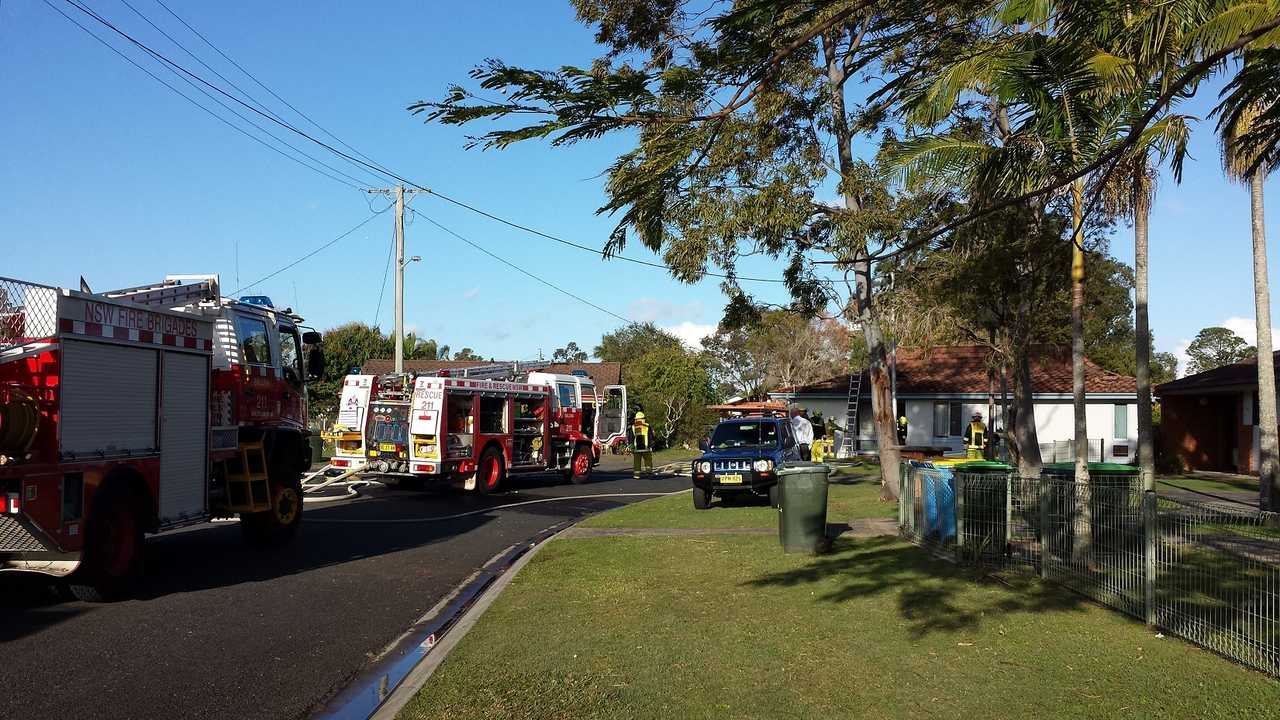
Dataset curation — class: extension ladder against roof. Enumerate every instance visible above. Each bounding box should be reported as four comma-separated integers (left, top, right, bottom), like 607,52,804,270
842,371,862,456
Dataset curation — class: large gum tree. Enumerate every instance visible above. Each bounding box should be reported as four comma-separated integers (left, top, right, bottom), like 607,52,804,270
412,1,978,499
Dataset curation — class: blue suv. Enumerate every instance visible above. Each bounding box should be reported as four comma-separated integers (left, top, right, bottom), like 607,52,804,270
692,416,801,509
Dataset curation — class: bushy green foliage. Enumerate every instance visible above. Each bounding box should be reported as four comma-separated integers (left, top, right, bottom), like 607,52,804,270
626,344,719,447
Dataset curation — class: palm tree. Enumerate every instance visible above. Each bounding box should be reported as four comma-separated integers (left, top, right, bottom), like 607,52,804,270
1219,95,1278,508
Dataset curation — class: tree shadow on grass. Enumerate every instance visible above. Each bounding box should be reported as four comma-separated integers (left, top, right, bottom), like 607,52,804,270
742,536,1092,639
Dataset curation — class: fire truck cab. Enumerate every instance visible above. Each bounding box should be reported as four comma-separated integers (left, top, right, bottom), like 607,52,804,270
0,274,324,600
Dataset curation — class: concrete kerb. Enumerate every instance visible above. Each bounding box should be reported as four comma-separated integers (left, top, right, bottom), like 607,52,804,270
368,526,572,720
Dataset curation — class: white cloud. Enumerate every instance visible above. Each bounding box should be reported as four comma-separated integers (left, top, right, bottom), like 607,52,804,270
463,287,480,300
1220,316,1280,348
1172,338,1192,379
1173,316,1280,377
629,297,704,323
663,321,716,349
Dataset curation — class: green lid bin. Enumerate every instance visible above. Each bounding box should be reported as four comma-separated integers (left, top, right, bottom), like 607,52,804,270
952,461,1012,561
1040,462,1140,557
777,463,832,554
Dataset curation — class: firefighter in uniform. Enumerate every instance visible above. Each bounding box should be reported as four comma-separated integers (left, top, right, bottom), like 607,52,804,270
630,412,653,478
963,412,988,460
897,415,909,445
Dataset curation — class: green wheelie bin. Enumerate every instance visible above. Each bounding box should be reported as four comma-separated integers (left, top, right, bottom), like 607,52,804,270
1041,462,1140,557
952,461,1013,561
776,463,832,554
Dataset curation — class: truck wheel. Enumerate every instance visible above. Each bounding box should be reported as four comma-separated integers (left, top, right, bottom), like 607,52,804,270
241,475,303,547
476,447,505,495
567,445,592,485
769,484,780,508
692,486,711,510
69,486,145,602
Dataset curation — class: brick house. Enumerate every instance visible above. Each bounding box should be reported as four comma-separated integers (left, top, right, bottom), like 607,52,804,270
1156,354,1273,474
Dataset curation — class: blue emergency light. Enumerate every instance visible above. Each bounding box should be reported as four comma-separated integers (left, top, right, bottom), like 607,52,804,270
239,295,275,308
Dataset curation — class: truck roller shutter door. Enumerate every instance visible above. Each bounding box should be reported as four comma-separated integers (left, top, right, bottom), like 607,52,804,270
159,350,209,523
60,340,158,457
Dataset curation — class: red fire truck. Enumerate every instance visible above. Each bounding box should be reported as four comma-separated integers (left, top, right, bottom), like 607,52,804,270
0,274,324,600
330,363,627,493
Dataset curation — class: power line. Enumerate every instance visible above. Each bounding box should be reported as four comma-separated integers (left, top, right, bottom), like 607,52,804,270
373,218,395,326
407,207,633,325
59,0,377,189
119,0,384,187
232,206,392,296
419,190,786,283
42,0,366,190
63,0,784,285
149,0,388,171
62,0,402,185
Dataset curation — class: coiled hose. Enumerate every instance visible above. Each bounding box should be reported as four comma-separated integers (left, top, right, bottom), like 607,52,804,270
0,386,40,458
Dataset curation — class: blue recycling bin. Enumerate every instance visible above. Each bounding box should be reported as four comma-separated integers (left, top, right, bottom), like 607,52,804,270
913,459,957,543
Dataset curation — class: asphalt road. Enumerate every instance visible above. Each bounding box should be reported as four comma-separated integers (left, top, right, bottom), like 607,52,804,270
0,460,687,720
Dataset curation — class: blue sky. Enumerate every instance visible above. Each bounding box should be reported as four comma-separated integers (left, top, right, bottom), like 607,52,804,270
2,1,1277,373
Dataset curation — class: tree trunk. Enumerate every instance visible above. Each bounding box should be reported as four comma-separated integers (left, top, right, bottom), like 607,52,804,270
1000,355,1011,465
1134,186,1154,491
1070,180,1091,483
1251,172,1279,509
818,30,900,499
858,271,901,500
1012,348,1043,477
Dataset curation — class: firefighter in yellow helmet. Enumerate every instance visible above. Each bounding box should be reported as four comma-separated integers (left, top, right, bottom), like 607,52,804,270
630,411,653,479
963,412,988,460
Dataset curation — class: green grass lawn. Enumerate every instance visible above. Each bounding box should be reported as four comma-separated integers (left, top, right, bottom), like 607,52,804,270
581,463,892,530
650,446,701,467
399,533,1280,720
1157,473,1259,495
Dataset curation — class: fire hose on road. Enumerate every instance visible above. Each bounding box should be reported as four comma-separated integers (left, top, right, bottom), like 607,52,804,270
299,462,684,521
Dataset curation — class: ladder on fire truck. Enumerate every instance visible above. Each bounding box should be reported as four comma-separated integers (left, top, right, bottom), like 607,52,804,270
841,370,862,458
99,275,222,307
441,360,554,381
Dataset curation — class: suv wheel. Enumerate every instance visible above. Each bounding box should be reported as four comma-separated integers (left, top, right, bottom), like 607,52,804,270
692,486,710,510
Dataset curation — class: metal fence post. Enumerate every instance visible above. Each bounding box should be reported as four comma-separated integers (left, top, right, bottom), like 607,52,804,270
1039,476,1050,580
955,473,966,562
899,462,907,531
1143,489,1156,627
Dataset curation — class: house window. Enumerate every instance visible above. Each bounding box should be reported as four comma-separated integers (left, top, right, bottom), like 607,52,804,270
1251,392,1259,426
934,401,962,437
1113,404,1128,439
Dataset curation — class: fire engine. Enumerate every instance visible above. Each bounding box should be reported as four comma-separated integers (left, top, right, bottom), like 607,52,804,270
0,274,324,600
330,362,627,493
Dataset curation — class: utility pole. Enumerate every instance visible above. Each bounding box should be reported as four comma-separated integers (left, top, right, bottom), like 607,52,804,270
367,185,426,374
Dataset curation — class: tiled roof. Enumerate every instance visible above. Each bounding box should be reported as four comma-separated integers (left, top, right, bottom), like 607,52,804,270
775,345,1136,396
1156,351,1276,395
360,358,623,386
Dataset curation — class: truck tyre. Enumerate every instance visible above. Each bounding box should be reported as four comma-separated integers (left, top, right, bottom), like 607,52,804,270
476,447,505,495
69,485,145,602
241,474,303,547
692,486,711,510
769,484,780,508
566,445,592,485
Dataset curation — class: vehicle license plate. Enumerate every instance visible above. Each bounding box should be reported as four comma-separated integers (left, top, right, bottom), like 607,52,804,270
718,473,744,484
379,443,398,452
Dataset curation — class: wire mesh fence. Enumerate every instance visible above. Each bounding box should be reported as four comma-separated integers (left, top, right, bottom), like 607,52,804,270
0,275,60,354
899,463,1280,677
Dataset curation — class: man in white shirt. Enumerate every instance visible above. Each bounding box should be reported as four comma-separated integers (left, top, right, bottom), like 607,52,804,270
790,406,814,461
